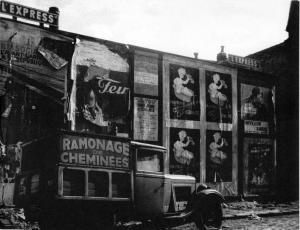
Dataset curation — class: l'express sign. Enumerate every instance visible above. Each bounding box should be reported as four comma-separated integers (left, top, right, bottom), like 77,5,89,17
227,54,261,70
0,1,58,27
60,134,130,170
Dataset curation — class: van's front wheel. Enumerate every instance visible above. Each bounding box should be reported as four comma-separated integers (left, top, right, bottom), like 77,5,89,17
195,200,223,230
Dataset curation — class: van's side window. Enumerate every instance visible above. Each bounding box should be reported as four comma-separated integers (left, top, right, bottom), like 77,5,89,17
136,149,163,173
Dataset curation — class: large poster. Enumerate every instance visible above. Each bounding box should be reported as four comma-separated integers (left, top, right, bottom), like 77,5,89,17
248,143,273,193
169,64,200,120
206,130,232,182
0,19,73,94
169,128,200,180
134,97,158,141
71,39,130,136
241,84,274,134
206,71,232,123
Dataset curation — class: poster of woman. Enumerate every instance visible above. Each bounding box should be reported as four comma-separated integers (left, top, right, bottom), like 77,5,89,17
169,64,200,120
241,84,273,121
206,71,232,123
169,128,200,180
72,39,130,136
206,130,232,182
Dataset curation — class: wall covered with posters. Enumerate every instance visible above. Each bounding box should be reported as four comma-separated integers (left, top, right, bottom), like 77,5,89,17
70,38,130,137
239,76,276,195
162,54,238,196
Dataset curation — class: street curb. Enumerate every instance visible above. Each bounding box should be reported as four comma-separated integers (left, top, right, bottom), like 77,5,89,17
223,209,299,220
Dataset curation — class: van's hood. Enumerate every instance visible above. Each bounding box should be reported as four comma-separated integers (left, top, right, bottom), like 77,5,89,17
164,174,196,182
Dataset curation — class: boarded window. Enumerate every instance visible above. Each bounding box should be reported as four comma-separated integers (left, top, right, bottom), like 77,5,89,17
112,173,130,198
88,171,109,197
63,169,85,196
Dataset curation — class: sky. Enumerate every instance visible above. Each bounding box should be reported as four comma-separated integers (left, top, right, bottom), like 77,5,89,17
4,0,291,60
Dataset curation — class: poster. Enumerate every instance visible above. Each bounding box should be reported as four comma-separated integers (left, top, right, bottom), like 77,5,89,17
169,64,200,120
206,70,232,123
70,39,130,136
134,54,158,96
244,120,269,135
0,19,73,94
169,127,200,180
241,84,274,134
134,97,158,141
206,130,232,182
248,143,273,193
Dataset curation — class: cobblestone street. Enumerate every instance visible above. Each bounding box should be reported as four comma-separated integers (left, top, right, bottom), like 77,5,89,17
222,214,299,230
170,214,299,230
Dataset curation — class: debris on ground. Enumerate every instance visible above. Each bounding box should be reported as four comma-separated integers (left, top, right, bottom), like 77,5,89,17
0,208,40,229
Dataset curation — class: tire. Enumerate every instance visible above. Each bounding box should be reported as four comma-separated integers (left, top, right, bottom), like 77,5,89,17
195,200,223,230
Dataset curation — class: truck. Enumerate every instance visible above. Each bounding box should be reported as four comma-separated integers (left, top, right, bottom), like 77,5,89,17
13,130,224,230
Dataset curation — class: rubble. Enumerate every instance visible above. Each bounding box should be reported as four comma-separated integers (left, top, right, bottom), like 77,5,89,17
0,208,40,230
223,200,299,219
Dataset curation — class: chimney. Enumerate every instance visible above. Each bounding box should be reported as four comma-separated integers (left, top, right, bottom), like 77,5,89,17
217,45,227,62
49,7,60,30
193,52,198,59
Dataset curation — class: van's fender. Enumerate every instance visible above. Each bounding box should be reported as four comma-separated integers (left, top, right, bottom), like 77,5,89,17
197,188,225,203
187,187,225,212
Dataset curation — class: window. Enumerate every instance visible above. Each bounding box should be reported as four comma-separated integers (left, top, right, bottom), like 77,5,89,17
63,169,85,196
112,173,130,198
88,171,109,197
136,149,163,172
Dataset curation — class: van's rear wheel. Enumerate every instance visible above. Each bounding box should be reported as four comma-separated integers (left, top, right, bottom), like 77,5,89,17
196,200,222,230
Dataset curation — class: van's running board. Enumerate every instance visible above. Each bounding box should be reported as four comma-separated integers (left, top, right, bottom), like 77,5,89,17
163,210,194,220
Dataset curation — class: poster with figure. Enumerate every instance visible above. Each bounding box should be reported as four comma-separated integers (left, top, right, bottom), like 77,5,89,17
134,97,158,141
71,39,130,136
169,64,200,120
248,143,273,193
169,128,200,180
206,71,232,123
241,84,274,134
206,130,232,182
